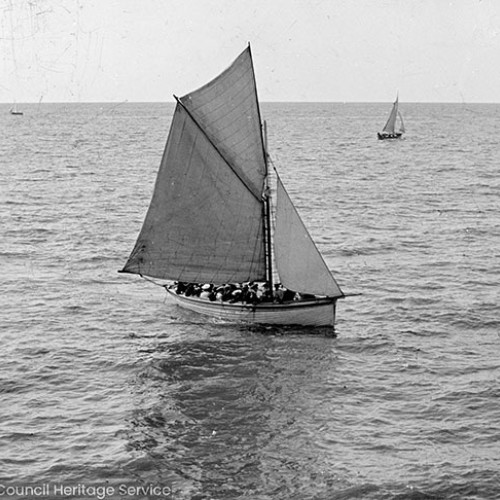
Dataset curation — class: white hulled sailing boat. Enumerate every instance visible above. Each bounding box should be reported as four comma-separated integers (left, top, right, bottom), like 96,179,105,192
377,94,404,140
121,45,345,328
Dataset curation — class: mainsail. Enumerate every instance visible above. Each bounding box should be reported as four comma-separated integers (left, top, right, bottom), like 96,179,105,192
274,176,343,297
122,47,267,284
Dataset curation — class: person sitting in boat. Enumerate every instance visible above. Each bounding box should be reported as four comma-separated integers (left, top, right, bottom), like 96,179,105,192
174,281,187,295
244,284,259,305
252,283,263,301
238,283,251,304
222,284,235,301
239,283,249,301
215,286,224,301
260,282,273,302
229,288,243,303
184,283,201,297
273,284,285,303
199,284,212,299
282,288,296,302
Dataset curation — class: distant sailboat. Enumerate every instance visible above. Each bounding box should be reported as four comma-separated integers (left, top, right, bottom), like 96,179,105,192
120,45,345,328
9,105,23,116
378,95,404,140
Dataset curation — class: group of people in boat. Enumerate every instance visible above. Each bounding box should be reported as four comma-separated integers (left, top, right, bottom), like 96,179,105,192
171,281,316,305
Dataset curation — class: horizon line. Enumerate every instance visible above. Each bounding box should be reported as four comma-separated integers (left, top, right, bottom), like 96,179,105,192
1,100,500,105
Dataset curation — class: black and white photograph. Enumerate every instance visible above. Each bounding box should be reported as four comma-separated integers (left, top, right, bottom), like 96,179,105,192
1,1,499,499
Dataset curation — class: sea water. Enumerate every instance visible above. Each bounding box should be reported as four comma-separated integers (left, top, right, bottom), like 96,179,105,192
1,102,499,499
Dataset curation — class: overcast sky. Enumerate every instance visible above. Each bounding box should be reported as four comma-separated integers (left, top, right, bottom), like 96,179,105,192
1,0,499,103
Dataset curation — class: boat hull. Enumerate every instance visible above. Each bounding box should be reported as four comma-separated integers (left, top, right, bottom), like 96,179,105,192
377,132,402,140
166,289,338,327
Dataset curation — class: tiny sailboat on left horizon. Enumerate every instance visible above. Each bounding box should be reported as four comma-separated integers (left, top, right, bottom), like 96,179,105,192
120,45,347,329
9,104,23,116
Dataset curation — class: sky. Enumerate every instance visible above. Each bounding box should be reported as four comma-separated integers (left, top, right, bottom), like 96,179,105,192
1,0,500,103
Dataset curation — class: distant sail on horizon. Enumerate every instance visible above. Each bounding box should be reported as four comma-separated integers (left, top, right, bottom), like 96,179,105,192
378,94,404,140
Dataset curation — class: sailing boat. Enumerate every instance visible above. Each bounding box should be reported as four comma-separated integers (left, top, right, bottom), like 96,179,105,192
120,45,345,327
377,95,404,140
9,104,23,116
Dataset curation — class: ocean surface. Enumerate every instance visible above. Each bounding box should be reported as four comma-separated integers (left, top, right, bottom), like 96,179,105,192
1,102,499,500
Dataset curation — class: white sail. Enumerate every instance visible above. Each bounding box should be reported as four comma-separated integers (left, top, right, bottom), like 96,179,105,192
122,47,269,284
122,102,267,283
273,176,343,298
398,111,405,134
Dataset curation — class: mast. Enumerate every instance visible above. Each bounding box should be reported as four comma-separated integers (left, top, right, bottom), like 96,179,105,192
248,43,273,292
263,120,274,292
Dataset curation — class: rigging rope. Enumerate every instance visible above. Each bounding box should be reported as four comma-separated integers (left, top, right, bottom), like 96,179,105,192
139,273,169,288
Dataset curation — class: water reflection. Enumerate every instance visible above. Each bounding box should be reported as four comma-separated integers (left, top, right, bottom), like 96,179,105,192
124,328,347,499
